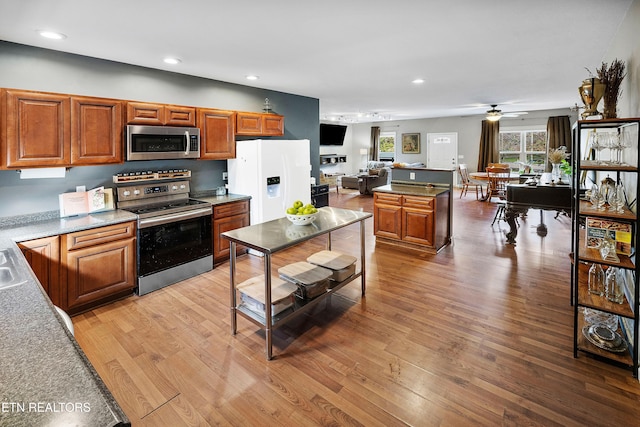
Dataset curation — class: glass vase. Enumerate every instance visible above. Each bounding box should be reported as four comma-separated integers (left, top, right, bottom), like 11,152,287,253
551,163,561,182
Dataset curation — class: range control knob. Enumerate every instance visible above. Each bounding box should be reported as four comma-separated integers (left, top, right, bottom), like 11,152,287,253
123,190,131,197
171,185,178,191
133,189,141,196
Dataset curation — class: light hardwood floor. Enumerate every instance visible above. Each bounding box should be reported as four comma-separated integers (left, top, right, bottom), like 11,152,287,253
73,189,640,426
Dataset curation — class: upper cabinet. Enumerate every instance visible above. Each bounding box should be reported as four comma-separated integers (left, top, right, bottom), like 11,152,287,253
2,89,124,168
126,101,196,126
71,96,123,165
3,89,70,168
1,87,286,168
198,108,236,160
236,112,284,136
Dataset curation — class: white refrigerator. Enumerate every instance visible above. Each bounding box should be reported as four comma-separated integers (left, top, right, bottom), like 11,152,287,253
227,139,311,225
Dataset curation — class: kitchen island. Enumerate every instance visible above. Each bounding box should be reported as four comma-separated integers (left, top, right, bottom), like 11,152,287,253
373,183,451,253
221,206,371,360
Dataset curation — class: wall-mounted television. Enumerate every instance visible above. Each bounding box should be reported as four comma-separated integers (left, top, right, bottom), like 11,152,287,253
319,123,347,146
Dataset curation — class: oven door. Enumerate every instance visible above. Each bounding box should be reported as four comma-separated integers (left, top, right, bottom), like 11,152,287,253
137,208,212,277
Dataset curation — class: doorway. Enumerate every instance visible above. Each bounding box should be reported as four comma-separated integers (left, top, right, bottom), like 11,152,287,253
427,132,458,184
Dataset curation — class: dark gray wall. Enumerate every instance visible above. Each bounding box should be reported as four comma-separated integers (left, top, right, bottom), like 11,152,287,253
0,42,320,217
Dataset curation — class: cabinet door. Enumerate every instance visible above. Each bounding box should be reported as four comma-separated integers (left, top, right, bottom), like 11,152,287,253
402,196,435,246
71,96,123,165
213,201,249,264
198,108,236,159
213,213,250,264
263,114,284,136
165,105,196,126
402,207,434,246
235,112,262,135
18,236,61,307
64,237,135,314
4,90,70,168
126,101,165,125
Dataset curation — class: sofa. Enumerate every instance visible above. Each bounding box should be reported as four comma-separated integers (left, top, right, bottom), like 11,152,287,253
341,166,391,194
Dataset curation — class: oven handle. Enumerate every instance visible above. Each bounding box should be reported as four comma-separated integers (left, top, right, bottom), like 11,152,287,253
138,207,212,228
185,130,190,156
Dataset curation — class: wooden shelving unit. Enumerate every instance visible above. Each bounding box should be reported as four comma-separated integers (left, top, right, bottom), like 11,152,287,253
571,118,640,376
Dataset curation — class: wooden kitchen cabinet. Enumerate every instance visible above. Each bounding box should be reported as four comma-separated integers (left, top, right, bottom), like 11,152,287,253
18,236,61,307
126,101,196,126
236,112,284,136
197,108,236,159
3,89,71,168
61,221,136,315
213,200,250,264
71,96,123,165
2,89,124,168
373,193,402,240
373,191,449,253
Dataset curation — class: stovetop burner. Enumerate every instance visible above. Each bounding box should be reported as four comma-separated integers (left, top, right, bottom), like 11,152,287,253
126,199,210,218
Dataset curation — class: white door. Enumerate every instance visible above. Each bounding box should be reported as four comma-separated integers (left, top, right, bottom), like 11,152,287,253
427,132,458,183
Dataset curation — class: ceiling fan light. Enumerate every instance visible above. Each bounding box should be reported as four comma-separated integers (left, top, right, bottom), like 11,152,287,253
486,114,501,121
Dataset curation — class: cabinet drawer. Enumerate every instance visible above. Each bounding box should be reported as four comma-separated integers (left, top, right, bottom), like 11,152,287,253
402,195,434,209
374,193,402,206
214,200,249,218
65,221,136,251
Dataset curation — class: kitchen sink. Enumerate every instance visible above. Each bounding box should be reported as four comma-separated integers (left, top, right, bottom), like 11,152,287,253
0,249,27,290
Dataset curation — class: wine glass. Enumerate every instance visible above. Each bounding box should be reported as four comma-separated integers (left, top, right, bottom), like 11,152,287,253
589,132,605,164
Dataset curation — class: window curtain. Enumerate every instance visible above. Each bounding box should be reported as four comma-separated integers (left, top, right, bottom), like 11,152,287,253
370,126,380,162
546,115,572,171
477,119,500,172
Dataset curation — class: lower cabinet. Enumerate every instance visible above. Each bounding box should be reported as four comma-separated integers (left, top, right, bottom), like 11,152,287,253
18,236,61,306
60,221,136,315
213,200,250,264
373,192,449,253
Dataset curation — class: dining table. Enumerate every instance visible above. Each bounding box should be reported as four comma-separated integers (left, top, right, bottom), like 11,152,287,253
469,171,522,181
469,171,522,201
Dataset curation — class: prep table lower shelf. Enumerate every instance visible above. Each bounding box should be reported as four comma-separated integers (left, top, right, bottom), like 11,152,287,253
221,207,371,360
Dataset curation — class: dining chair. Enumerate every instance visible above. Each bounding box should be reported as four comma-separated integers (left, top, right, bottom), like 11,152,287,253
486,166,511,225
458,164,485,200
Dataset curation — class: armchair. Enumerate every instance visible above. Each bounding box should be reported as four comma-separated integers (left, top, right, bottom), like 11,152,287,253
360,167,390,194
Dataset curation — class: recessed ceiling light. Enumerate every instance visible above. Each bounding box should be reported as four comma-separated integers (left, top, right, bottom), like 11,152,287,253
163,57,181,65
37,30,66,40
246,75,259,81
412,78,425,84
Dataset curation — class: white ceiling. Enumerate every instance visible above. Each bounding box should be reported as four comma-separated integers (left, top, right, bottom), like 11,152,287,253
0,0,634,122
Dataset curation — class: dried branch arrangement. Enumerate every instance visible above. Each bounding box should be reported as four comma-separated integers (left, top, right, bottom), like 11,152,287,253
596,59,627,118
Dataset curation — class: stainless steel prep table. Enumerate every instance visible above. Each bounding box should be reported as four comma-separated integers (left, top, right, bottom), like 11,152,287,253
221,207,372,360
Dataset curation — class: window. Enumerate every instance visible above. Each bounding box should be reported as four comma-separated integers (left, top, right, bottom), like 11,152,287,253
498,129,547,172
378,131,395,161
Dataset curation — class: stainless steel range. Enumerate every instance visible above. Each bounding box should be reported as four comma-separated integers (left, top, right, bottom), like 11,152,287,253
114,169,213,296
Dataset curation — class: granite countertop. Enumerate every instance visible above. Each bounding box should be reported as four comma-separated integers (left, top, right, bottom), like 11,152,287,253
191,192,251,206
0,239,130,426
0,209,138,242
373,183,450,197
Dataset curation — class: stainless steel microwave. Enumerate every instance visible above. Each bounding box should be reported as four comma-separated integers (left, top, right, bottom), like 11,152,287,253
126,125,201,161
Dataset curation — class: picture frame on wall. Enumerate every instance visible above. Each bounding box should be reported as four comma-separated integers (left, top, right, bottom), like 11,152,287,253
402,133,420,154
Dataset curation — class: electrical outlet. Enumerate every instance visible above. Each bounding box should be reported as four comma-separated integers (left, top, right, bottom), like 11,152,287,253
409,172,415,180
222,172,228,180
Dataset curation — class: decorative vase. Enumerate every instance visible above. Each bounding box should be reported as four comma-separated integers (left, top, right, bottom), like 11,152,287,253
602,99,618,119
551,163,561,182
578,77,606,119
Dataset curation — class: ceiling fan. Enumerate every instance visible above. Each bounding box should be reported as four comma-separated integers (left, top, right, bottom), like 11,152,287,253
485,104,528,121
